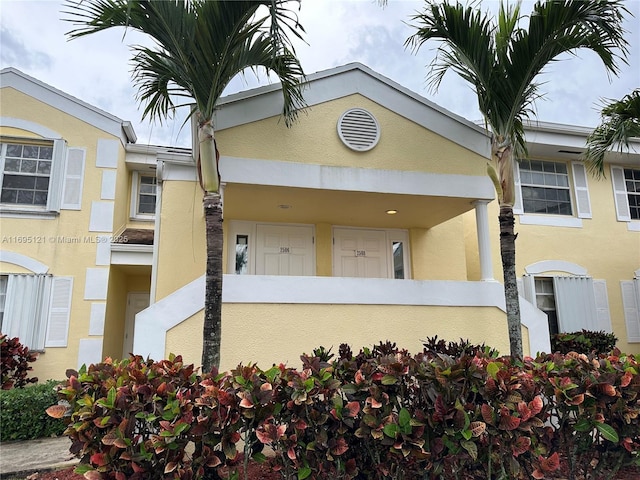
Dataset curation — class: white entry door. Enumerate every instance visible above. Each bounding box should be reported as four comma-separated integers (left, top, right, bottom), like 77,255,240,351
123,292,150,358
333,228,388,278
256,224,314,276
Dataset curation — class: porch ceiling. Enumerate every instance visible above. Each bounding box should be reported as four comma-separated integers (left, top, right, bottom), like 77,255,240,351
224,184,484,229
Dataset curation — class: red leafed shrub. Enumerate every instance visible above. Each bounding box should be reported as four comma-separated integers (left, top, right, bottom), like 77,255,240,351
1,333,38,389
49,344,640,480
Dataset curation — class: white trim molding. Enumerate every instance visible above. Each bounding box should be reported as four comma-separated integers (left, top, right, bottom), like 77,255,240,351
525,260,587,276
0,251,49,274
0,117,62,139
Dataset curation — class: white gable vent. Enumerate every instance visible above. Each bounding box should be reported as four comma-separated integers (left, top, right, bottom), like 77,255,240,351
337,108,380,152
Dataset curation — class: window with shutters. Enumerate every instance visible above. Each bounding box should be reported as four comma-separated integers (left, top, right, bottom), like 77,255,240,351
0,273,73,350
521,273,611,337
611,167,640,226
0,136,85,214
621,277,640,343
514,160,591,227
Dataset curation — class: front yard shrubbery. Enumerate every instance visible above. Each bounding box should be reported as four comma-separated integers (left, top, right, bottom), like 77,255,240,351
1,379,67,441
50,343,640,480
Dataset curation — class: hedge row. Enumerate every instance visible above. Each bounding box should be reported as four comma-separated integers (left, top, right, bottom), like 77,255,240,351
49,343,640,480
1,379,67,441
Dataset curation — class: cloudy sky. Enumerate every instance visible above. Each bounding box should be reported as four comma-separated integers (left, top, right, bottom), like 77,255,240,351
1,0,638,148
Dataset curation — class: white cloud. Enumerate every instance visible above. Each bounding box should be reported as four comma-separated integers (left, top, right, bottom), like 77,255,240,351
1,0,638,148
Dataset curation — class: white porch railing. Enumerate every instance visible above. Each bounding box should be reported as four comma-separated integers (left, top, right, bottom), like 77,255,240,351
133,275,549,361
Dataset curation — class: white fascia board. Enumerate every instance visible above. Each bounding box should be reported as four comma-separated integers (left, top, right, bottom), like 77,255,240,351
219,156,495,201
110,245,153,266
0,68,134,144
215,63,490,158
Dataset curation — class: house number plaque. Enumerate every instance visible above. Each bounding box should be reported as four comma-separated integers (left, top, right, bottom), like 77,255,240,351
279,246,291,254
355,250,366,257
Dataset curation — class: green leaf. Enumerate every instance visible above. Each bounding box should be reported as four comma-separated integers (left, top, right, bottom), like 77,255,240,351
173,422,190,435
595,423,619,443
303,378,315,392
298,466,312,480
461,429,472,441
383,423,399,438
252,452,267,463
461,440,478,461
486,362,500,380
381,375,397,385
574,418,592,432
399,408,411,428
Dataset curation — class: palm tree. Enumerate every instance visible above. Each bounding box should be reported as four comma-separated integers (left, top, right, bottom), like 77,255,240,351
584,89,640,176
406,0,628,357
63,0,306,371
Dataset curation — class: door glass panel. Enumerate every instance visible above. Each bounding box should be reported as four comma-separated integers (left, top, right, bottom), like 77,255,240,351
235,235,248,274
393,241,404,279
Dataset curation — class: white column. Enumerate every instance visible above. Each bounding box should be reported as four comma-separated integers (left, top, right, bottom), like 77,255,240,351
473,200,494,281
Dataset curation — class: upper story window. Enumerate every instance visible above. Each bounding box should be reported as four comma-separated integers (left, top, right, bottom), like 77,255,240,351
1,141,53,206
519,160,572,215
611,166,640,230
0,135,85,215
624,168,640,220
514,159,591,228
130,171,157,220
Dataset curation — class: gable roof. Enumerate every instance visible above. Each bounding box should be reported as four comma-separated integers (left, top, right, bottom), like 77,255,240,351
215,62,491,158
0,67,136,144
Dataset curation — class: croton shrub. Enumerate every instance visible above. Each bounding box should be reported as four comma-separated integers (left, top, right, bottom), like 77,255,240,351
1,333,38,389
48,343,639,480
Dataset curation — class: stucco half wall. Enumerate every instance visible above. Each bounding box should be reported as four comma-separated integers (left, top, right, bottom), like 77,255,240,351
134,275,546,371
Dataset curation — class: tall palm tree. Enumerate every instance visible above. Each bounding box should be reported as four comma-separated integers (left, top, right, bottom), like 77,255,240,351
406,0,628,357
63,0,306,371
584,89,640,176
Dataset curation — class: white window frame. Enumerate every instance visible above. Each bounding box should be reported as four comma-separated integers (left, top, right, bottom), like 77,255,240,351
0,137,67,215
611,165,640,232
130,171,157,221
514,159,591,228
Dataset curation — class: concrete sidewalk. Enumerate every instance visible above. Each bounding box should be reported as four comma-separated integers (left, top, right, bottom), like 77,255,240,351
0,436,78,478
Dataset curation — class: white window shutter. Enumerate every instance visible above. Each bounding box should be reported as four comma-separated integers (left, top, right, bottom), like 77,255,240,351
520,274,535,303
571,162,592,219
47,139,67,212
611,166,631,221
513,160,524,214
553,276,597,333
45,277,73,347
2,274,52,350
621,280,640,342
592,280,612,332
61,148,86,210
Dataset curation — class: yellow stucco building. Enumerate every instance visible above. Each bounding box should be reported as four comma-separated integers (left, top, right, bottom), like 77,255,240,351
1,65,638,381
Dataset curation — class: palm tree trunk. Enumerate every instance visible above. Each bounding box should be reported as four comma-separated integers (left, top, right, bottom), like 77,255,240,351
498,203,523,358
202,191,223,372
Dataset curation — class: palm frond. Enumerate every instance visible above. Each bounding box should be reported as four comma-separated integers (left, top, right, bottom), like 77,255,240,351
584,89,640,176
62,0,306,126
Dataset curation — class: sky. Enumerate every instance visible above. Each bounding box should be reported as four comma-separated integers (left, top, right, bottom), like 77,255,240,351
1,0,639,148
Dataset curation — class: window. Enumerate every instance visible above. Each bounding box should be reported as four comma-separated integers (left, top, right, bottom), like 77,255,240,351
515,160,591,227
623,168,640,220
131,172,157,219
534,278,559,336
235,235,249,274
0,136,85,214
1,141,53,206
519,160,572,215
521,274,611,336
0,274,72,350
